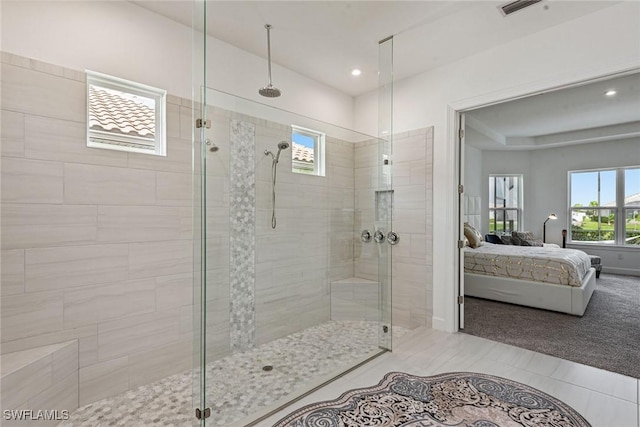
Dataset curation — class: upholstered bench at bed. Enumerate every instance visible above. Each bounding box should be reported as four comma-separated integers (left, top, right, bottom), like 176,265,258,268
587,255,602,278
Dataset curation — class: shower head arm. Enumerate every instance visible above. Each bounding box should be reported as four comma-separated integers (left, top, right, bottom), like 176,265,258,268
265,24,273,87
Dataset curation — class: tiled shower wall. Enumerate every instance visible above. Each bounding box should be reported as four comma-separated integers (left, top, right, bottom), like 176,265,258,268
0,52,196,406
204,106,356,348
1,51,433,410
354,128,434,329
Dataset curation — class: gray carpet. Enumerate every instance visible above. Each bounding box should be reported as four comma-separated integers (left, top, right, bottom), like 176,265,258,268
462,273,640,379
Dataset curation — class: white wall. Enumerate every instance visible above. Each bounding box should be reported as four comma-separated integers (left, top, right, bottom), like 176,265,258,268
0,0,354,129
478,138,640,275
355,1,640,331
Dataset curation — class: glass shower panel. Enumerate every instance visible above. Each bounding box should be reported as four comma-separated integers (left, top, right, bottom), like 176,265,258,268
377,35,394,350
191,0,206,425
198,88,391,425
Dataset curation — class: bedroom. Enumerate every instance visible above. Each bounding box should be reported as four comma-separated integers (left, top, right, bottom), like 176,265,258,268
460,71,640,377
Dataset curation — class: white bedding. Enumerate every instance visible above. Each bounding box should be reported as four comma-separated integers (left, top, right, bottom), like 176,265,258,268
464,243,591,287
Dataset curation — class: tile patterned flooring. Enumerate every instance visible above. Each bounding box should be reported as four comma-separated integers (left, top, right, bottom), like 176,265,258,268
60,323,639,426
255,327,640,427
60,321,404,426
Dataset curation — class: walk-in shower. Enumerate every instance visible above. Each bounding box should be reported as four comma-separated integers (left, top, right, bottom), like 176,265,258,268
264,141,290,228
194,85,394,425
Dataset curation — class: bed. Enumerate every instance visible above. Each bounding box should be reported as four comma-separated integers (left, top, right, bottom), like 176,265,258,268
464,243,596,316
462,195,595,316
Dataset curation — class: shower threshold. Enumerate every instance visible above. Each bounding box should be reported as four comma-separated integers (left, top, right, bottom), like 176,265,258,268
60,321,408,426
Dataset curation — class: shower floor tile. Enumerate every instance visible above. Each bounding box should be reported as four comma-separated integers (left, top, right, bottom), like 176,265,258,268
60,321,408,426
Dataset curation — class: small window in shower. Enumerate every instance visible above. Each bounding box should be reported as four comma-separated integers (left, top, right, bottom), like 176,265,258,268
291,125,325,176
86,70,167,156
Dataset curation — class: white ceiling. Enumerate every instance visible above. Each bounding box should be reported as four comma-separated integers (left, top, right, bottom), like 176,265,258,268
465,72,640,150
132,0,618,97
131,1,636,149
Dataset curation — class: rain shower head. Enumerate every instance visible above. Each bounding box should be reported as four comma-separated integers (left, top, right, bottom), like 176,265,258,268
259,24,281,98
259,85,281,98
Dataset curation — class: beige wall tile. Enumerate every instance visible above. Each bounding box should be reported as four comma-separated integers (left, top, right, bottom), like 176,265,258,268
166,101,181,139
24,115,128,167
394,184,426,210
97,309,181,361
64,163,156,205
1,110,25,157
157,171,192,206
129,240,192,279
1,249,25,295
127,138,191,173
1,204,97,250
1,63,85,122
1,291,63,342
127,338,192,388
97,205,185,243
1,157,63,204
63,278,156,329
156,272,193,310
25,244,128,292
79,356,129,406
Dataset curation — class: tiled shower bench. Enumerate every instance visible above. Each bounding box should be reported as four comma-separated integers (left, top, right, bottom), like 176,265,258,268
0,340,78,426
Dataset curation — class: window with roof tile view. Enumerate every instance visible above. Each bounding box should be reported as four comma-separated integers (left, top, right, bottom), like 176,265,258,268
87,71,167,156
292,125,325,176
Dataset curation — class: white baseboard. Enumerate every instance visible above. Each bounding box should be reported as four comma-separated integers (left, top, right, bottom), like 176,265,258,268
602,267,640,277
431,316,451,332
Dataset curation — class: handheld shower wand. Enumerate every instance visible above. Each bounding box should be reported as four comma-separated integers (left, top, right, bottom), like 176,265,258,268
264,141,290,228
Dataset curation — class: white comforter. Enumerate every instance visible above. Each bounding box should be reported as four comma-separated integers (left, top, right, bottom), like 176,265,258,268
464,243,592,287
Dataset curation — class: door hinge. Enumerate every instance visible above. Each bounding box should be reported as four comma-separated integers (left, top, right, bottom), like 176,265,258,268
196,118,211,129
458,295,464,304
458,240,465,249
195,408,211,420
459,128,465,139
458,184,464,194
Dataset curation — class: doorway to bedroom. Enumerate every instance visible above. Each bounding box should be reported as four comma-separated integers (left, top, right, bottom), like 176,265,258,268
456,71,640,379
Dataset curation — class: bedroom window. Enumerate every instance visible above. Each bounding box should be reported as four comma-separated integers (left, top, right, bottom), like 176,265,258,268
569,167,640,246
489,175,522,235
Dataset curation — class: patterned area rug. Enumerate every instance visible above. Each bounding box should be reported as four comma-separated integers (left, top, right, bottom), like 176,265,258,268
273,372,591,427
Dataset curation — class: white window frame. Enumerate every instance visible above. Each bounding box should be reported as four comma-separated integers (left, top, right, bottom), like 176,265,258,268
488,174,523,235
86,70,167,156
568,166,640,247
291,125,325,176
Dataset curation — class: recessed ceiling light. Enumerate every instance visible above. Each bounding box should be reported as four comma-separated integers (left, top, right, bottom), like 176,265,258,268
605,89,617,96
351,69,362,77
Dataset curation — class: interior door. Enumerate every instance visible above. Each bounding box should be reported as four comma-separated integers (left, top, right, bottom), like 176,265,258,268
458,113,466,330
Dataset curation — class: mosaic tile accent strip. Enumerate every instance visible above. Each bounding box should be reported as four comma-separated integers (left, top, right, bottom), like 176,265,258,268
229,119,257,352
60,321,409,427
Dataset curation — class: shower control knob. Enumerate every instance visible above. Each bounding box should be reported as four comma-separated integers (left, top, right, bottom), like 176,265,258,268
387,231,400,245
374,230,385,243
361,230,372,243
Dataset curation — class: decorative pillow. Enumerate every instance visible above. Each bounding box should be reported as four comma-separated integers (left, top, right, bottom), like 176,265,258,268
464,222,484,248
511,231,542,247
484,234,504,245
500,235,513,245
